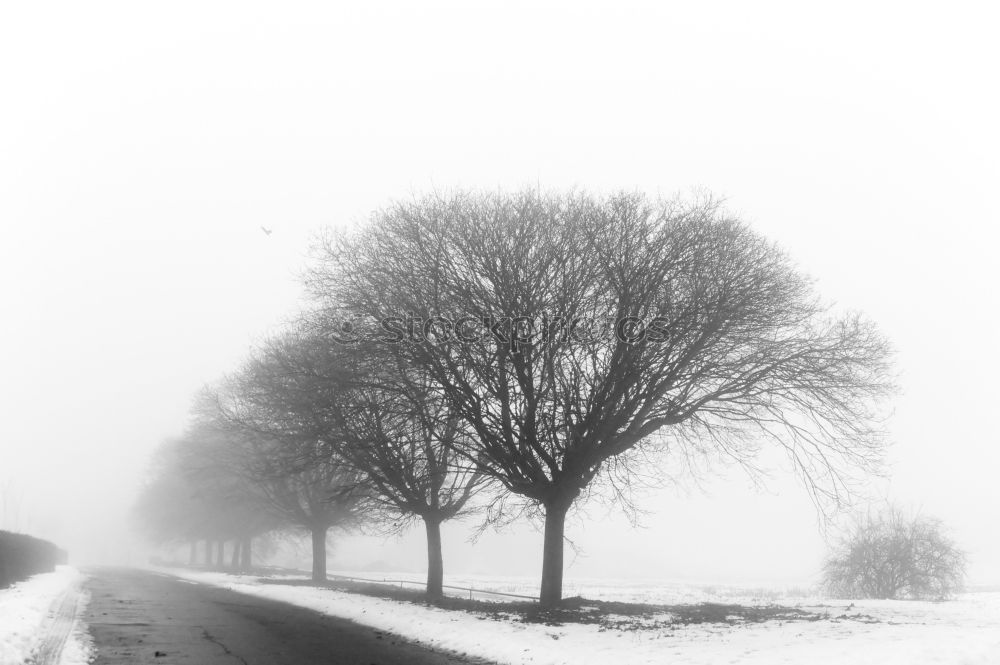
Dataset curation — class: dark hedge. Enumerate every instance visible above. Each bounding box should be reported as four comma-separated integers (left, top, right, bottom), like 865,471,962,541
0,530,66,588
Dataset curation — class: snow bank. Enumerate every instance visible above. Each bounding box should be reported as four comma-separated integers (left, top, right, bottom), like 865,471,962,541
59,599,94,665
0,566,92,665
161,568,1000,665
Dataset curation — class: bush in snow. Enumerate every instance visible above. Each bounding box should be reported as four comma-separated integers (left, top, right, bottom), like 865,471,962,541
823,507,966,600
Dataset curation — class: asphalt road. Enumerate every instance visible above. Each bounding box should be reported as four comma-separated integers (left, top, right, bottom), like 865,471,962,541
83,568,492,665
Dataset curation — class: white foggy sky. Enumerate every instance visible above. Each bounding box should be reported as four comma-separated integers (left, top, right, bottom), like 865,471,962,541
1,1,998,585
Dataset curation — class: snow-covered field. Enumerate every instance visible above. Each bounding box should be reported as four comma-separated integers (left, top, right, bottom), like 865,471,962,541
0,566,93,665
160,567,1000,665
256,567,817,604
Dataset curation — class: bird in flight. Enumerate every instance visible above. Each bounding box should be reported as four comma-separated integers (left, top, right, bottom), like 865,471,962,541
261,226,272,236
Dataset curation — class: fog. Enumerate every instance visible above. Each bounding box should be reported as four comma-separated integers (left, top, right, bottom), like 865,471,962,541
2,1,998,588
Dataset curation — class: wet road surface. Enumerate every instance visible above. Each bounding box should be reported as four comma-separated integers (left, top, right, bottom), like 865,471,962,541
83,568,491,665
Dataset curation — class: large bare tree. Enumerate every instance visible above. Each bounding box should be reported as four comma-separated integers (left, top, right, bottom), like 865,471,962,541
310,190,895,606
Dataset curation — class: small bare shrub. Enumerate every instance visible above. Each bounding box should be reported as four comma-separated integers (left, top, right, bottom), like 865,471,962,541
823,507,966,600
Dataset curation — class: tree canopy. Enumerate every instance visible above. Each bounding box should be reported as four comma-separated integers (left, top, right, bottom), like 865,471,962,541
308,189,896,605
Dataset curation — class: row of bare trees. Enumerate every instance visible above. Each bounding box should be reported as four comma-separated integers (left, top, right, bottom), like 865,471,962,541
135,329,488,594
135,189,895,607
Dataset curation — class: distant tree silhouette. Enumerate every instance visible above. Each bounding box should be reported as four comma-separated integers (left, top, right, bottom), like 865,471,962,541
133,435,274,571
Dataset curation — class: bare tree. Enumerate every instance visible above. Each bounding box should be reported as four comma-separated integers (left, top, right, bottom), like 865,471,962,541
311,189,896,606
824,506,967,600
252,330,490,598
1,479,25,533
205,362,369,582
334,375,486,599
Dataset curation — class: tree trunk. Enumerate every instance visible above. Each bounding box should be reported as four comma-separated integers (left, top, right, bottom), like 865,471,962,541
202,540,210,566
188,541,196,566
311,527,328,582
539,500,571,608
215,540,225,568
424,517,444,599
230,539,240,570
240,537,252,572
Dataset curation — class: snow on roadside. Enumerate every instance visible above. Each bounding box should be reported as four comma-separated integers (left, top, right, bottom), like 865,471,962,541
159,568,1000,665
0,566,93,665
59,588,94,665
